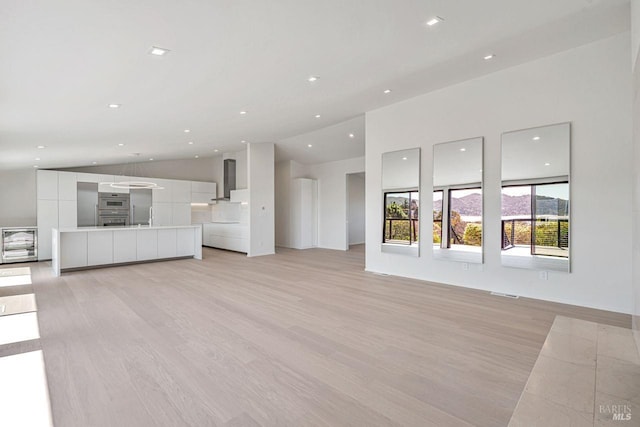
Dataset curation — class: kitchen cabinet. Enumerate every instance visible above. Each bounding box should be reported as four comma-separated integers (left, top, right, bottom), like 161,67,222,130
37,170,58,200
230,189,249,203
176,228,196,256
152,179,172,202
88,231,113,265
60,232,87,268
136,229,158,260
113,231,136,263
58,172,77,201
202,223,248,253
37,199,58,260
157,229,177,258
172,203,191,226
171,180,191,203
152,202,172,226
58,200,77,229
191,181,217,204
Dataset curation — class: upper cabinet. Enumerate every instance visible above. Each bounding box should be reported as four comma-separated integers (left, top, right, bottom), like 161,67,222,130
191,181,217,204
171,180,192,203
36,170,58,200
58,172,77,201
151,178,172,202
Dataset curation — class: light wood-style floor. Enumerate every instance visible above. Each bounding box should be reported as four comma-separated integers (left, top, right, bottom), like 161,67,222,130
26,245,628,426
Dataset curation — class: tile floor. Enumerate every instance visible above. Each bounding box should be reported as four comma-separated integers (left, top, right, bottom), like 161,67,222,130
509,316,640,426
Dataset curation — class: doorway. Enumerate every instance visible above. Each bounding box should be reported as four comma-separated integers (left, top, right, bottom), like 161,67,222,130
346,172,365,249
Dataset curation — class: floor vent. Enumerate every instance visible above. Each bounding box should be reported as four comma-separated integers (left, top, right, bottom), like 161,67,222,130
372,272,390,276
490,291,519,299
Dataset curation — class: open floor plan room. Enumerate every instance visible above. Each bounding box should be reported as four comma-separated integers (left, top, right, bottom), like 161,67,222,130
10,248,627,426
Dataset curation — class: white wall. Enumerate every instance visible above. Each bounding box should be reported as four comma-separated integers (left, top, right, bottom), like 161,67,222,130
0,169,37,227
366,33,632,314
631,1,640,351
248,143,275,257
347,173,365,245
292,157,365,250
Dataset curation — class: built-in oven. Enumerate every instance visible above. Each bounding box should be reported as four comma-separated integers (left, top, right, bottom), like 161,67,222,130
98,211,130,227
98,193,130,210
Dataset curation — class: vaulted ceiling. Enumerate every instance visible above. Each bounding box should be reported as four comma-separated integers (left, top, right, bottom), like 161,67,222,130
0,0,629,170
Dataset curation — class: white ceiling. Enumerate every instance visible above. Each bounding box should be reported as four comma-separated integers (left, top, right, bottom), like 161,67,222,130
0,0,629,171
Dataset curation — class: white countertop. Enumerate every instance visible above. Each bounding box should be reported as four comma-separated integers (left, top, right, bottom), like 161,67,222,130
56,225,202,233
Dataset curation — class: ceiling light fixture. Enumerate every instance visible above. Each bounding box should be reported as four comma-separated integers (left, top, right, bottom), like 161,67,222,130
110,181,164,190
460,148,466,152
149,46,170,56
118,143,125,147
241,140,247,144
426,16,443,26
240,111,247,115
194,155,199,158
108,104,121,109
544,162,551,166
383,89,392,94
402,157,408,160
184,129,190,133
34,157,40,161
33,165,39,168
214,149,219,152
308,76,319,82
307,144,313,148
483,54,495,60
349,133,355,138
533,136,540,141
36,145,46,149
315,114,321,118
92,161,98,165
148,158,154,161
188,141,194,145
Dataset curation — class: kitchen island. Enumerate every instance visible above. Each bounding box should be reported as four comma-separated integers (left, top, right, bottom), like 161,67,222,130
52,225,202,276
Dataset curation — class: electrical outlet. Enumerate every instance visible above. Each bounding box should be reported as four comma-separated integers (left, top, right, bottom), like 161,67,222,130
462,262,469,271
539,271,548,280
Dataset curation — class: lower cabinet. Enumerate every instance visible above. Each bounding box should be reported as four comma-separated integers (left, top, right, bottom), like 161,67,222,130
136,229,158,260
202,224,248,253
60,232,87,269
113,230,137,263
157,229,177,258
88,231,113,265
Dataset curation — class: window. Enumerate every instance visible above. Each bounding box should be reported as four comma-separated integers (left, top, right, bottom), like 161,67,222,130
432,190,443,245
383,191,419,245
448,188,482,248
501,182,569,258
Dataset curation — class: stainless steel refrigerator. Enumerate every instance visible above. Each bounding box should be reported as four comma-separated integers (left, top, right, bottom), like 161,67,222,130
130,189,152,225
77,182,98,227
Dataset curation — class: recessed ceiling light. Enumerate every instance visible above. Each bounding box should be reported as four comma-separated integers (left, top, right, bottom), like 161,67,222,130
92,161,98,164
36,145,46,149
33,165,39,168
118,143,125,147
194,155,199,158
148,158,154,161
108,104,121,109
402,157,407,160
426,16,443,26
533,136,540,141
483,54,495,60
479,169,483,172
149,46,170,56
349,133,355,138
184,129,191,133
240,111,247,115
188,141,194,145
315,114,321,118
214,149,219,152
307,144,313,148
460,148,466,152
34,157,40,161
544,162,551,166
241,140,247,144
308,76,319,82
383,89,392,94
